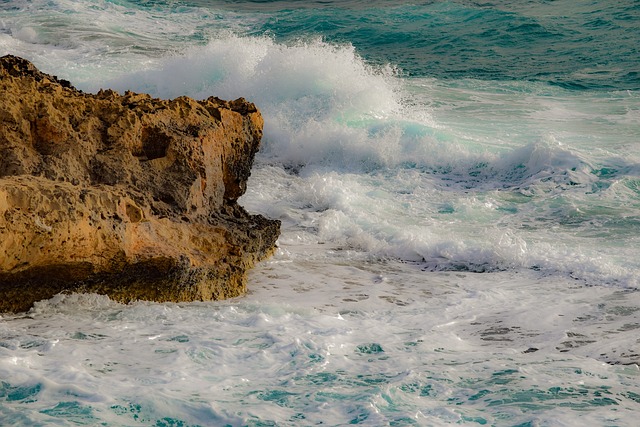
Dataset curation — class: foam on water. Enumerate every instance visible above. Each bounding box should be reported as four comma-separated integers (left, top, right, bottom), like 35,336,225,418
1,263,639,426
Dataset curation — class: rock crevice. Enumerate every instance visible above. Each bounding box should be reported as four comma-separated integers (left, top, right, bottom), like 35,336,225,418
0,55,280,313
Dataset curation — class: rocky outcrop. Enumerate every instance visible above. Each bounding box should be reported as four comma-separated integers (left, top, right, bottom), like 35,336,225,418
0,55,280,313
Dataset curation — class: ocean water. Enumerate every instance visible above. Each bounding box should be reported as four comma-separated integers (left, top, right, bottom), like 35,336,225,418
1,0,640,425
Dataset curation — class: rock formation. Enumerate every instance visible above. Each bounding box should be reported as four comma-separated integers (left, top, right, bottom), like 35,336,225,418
0,55,280,313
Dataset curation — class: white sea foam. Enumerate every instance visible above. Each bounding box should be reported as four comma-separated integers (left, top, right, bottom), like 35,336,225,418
1,264,639,426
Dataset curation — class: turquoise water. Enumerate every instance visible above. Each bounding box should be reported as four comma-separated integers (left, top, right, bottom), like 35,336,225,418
252,0,640,89
1,0,640,425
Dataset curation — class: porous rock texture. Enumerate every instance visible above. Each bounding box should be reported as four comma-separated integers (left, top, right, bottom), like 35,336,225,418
0,55,280,313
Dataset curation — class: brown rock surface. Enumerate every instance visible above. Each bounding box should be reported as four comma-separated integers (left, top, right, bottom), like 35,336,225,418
0,55,280,313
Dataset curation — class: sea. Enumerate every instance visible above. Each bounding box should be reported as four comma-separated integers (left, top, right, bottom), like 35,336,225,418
1,0,640,425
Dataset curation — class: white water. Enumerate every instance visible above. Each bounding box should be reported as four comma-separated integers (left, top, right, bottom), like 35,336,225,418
2,264,640,425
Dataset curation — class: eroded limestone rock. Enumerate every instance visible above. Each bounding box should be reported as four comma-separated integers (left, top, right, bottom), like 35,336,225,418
0,55,280,312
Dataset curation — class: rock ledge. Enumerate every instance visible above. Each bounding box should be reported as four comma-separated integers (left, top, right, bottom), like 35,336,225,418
0,55,280,313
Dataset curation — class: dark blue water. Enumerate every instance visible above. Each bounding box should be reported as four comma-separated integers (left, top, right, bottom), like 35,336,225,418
179,0,640,89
